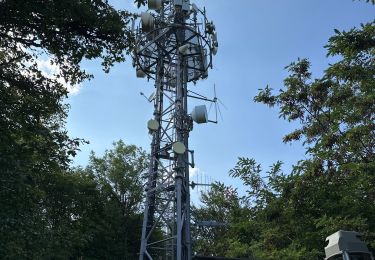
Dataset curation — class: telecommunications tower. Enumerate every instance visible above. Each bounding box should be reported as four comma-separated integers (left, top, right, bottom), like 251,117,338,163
132,0,218,259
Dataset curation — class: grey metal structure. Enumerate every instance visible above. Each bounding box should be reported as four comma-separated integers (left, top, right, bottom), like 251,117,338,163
325,230,374,260
132,1,218,259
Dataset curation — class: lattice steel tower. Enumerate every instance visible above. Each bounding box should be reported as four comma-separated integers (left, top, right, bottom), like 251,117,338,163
133,1,218,259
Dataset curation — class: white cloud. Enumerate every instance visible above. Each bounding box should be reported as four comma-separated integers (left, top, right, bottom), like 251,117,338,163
189,166,199,178
7,30,81,95
35,58,81,95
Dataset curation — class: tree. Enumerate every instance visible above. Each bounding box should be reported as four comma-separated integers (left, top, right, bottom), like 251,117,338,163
86,140,148,217
76,140,148,259
0,0,135,257
192,182,254,258
254,22,374,168
34,169,105,259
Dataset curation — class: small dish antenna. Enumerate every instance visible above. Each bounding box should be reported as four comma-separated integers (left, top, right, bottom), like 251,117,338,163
148,0,162,10
172,142,186,155
141,12,155,32
147,119,159,131
136,68,146,78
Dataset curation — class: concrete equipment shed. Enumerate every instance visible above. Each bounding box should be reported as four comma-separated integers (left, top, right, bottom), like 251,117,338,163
325,230,373,260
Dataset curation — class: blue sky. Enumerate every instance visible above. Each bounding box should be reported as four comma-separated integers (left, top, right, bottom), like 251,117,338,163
66,1,374,193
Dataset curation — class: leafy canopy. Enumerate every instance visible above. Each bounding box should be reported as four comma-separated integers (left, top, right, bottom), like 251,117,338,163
255,22,374,168
0,0,136,258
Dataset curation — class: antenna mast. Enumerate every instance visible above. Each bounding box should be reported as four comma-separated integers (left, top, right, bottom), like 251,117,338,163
133,1,218,259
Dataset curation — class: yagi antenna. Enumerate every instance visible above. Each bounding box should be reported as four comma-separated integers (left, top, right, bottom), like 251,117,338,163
213,84,226,122
208,84,219,123
190,171,216,193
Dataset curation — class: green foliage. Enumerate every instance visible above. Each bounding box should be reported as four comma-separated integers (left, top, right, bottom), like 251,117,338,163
192,183,253,258
196,160,375,259
86,140,148,216
0,0,136,258
229,158,284,208
1,139,147,259
73,140,148,259
255,21,375,167
0,0,134,77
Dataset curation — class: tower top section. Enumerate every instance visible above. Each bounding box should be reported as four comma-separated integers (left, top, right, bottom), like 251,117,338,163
133,0,218,84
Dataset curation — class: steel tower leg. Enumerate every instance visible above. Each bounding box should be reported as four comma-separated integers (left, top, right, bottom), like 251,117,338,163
174,52,189,260
139,63,164,260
